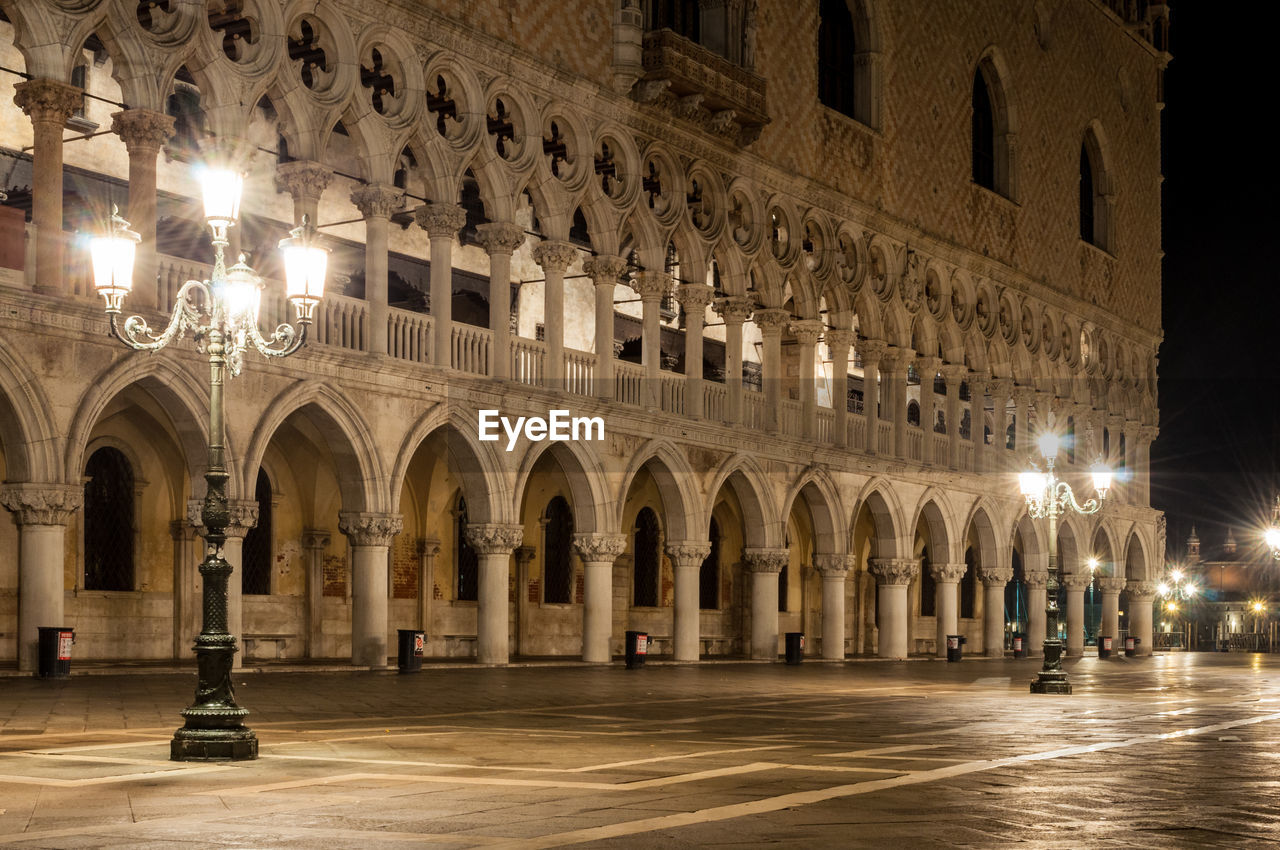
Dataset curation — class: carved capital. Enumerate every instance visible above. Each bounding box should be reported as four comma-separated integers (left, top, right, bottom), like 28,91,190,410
572,532,627,563
743,547,789,574
581,254,628,284
473,221,526,256
464,523,524,555
856,337,887,364
1139,424,1159,444
111,108,175,154
629,270,674,302
675,283,715,312
915,355,942,378
989,377,1014,400
869,558,919,586
224,499,260,538
752,308,791,334
414,202,467,238
14,78,82,124
350,182,404,220
1062,571,1095,591
0,483,82,526
713,295,755,324
274,160,333,203
825,328,856,351
929,561,968,584
1127,580,1159,599
977,565,1014,586
881,346,913,373
301,528,331,550
790,319,824,346
1098,577,1126,595
1023,569,1050,589
1011,385,1038,406
666,541,712,567
940,363,969,384
338,511,403,547
814,553,853,577
532,240,578,272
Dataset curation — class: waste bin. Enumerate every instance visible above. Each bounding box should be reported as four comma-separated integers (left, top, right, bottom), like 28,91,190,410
1012,634,1026,659
785,632,805,665
37,627,74,678
397,629,424,673
625,630,648,669
946,634,963,662
1098,635,1112,659
1124,636,1138,657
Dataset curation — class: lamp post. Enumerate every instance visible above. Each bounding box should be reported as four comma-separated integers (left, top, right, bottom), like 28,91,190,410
91,168,326,761
1156,569,1197,649
1019,425,1112,695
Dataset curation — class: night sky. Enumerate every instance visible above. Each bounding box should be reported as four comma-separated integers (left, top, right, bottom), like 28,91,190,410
1152,2,1280,560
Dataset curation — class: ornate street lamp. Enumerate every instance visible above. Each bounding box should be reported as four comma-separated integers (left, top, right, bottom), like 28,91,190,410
91,167,326,760
1264,495,1280,560
1019,424,1112,695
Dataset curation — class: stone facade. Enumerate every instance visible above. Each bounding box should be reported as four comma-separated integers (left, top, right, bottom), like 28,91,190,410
0,0,1166,670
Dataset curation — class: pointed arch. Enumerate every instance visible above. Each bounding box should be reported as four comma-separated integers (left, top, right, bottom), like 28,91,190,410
390,404,509,524
912,487,958,564
781,465,847,555
513,438,611,535
973,46,1019,199
705,453,783,549
852,477,903,559
0,336,58,483
617,439,703,542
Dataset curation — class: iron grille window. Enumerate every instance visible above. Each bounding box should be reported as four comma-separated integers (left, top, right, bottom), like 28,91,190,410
543,496,574,604
634,507,660,607
778,558,788,612
817,0,857,118
457,495,478,601
972,72,996,189
83,447,135,591
960,547,977,619
700,519,720,609
920,552,936,617
242,469,272,595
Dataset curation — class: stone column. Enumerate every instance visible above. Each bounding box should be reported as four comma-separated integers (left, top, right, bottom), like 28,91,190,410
858,338,886,454
221,500,258,671
414,203,467,368
14,79,82,296
300,529,330,658
170,513,200,658
417,537,441,634
573,533,626,662
111,109,174,311
883,347,911,459
1063,570,1093,657
743,548,788,659
630,271,674,409
989,378,1012,471
677,285,715,419
473,222,525,379
350,184,403,357
966,372,990,473
1128,580,1157,657
532,240,577,388
715,296,753,425
339,512,402,668
1024,567,1049,656
1123,420,1141,504
916,356,940,464
668,541,712,661
1,485,81,672
815,554,851,659
464,523,524,664
792,320,824,440
941,363,967,470
1138,425,1158,506
582,255,627,398
978,565,1012,656
1012,386,1034,459
869,558,918,659
275,160,332,226
753,309,790,434
931,562,967,658
1099,576,1125,644
826,329,855,447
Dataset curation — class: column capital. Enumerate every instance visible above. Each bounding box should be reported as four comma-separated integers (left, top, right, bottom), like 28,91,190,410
789,319,824,346
473,221,526,255
531,239,578,272
572,532,626,563
464,522,524,554
1098,576,1127,594
1023,569,1050,589
1139,424,1159,443
413,202,467,238
824,328,855,350
880,346,913,373
666,541,712,567
338,511,403,547
301,528,331,550
1011,384,1038,405
0,483,82,526
869,558,918,586
752,308,790,334
274,159,333,203
350,182,404,220
743,547,789,574
929,561,968,584
629,270,673,302
977,565,1014,586
111,108,175,154
856,337,887,363
420,536,442,557
713,295,755,324
1062,571,1094,591
14,77,82,124
224,499,260,538
914,355,942,376
581,254,628,284
1123,418,1143,438
989,377,1014,399
939,363,969,384
1127,580,1159,599
675,283,716,312
814,553,853,577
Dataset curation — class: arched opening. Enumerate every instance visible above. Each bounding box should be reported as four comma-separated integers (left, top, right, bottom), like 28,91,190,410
543,495,574,604
242,469,273,595
456,492,478,601
1079,143,1096,244
960,545,977,619
83,447,135,592
633,506,661,607
972,70,996,190
919,546,936,616
701,516,721,609
818,0,858,119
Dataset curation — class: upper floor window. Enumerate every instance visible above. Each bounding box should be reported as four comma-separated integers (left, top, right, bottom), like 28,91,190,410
971,57,1015,198
83,447,134,592
644,0,754,67
972,72,996,190
648,0,699,42
1080,128,1114,252
818,0,857,119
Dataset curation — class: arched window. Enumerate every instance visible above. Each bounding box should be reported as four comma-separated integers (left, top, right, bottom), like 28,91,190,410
543,496,574,604
972,71,996,190
647,0,699,41
960,546,977,619
920,549,936,617
242,469,273,595
907,400,921,426
972,59,1014,198
83,447,134,592
456,494,478,601
700,518,720,609
818,0,857,119
1005,547,1027,636
1080,129,1113,251
1079,144,1096,244
634,507,661,607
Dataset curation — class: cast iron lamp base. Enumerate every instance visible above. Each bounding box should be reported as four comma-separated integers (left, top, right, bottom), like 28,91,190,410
1029,638,1072,695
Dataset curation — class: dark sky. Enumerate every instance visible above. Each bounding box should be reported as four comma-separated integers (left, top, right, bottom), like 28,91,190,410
1152,2,1280,559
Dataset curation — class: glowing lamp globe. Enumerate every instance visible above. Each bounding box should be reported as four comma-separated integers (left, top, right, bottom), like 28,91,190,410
279,218,328,322
1036,432,1060,460
201,168,243,229
90,206,140,312
1019,471,1046,499
1091,462,1113,497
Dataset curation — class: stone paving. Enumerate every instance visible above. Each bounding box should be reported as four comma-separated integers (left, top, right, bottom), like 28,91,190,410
1,653,1278,847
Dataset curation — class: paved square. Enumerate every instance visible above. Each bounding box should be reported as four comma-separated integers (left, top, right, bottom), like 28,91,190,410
2,654,1278,847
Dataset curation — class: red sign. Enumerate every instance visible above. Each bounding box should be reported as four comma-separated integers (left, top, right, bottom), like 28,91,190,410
635,635,647,655
57,631,73,661
413,633,424,656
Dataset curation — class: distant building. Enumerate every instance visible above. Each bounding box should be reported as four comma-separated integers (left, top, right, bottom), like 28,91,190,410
1180,527,1278,650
